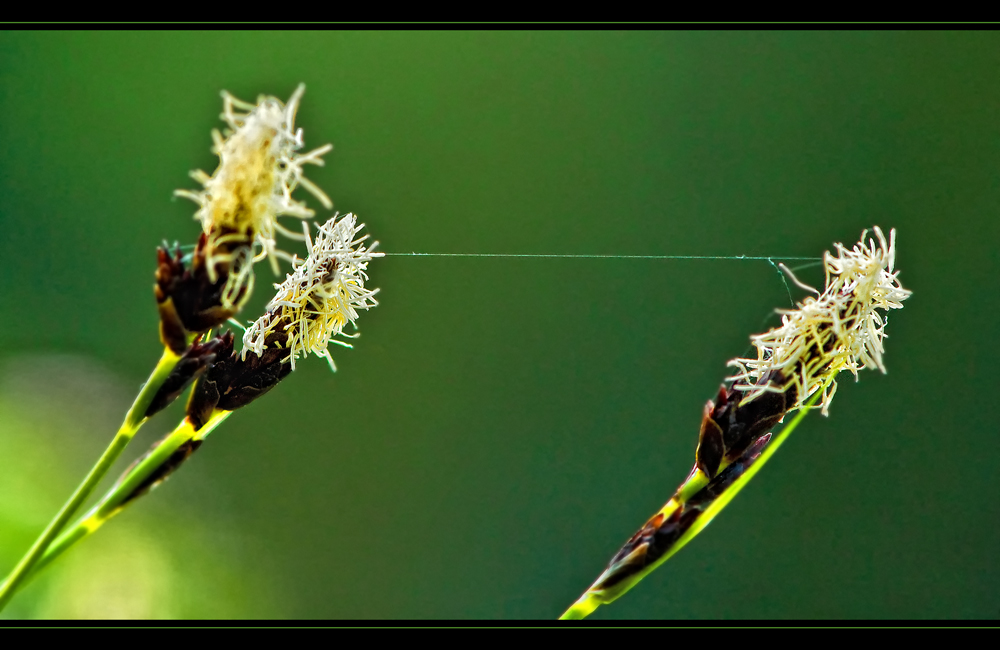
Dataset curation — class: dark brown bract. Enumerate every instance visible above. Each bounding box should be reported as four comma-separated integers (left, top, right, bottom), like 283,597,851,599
186,331,293,430
154,233,250,353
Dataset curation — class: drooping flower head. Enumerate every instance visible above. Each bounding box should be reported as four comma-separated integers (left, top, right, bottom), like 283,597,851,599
242,213,383,371
728,226,911,415
175,83,333,309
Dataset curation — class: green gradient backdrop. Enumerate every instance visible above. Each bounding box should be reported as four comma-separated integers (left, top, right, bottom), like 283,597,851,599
0,31,997,619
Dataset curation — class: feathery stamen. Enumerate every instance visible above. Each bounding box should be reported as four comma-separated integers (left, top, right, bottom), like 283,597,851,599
727,227,911,415
242,213,383,371
175,83,333,309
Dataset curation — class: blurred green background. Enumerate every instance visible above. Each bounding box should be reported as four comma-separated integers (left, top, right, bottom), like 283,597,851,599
0,31,997,620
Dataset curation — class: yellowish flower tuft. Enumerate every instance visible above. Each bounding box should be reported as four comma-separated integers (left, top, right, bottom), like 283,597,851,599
175,83,333,307
727,226,912,415
242,213,383,371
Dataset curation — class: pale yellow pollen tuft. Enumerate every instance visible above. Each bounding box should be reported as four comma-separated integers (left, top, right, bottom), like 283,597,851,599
727,226,911,416
241,213,383,371
175,83,334,309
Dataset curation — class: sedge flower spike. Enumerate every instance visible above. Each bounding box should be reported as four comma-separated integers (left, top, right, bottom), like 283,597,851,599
560,227,910,620
242,213,383,372
727,226,911,416
175,83,334,308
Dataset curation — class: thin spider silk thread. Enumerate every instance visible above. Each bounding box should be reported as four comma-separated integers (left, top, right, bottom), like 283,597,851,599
168,246,821,263
384,252,822,308
230,251,824,359
382,252,829,363
382,253,820,261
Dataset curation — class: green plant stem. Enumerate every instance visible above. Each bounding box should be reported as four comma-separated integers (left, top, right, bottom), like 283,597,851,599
559,383,828,621
0,347,182,612
30,410,232,581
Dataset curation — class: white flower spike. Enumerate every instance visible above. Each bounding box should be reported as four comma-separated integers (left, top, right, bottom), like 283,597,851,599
727,226,912,416
242,213,383,371
175,83,334,293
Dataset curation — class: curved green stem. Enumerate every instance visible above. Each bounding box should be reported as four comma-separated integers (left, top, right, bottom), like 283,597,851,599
31,410,232,580
0,347,182,612
559,384,828,621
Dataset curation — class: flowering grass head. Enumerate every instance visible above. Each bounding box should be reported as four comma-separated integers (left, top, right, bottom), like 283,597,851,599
561,227,911,620
242,212,383,372
0,80,382,614
184,213,381,430
175,83,333,309
728,226,912,415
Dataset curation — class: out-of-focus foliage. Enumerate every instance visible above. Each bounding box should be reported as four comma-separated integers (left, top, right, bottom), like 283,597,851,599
0,356,286,619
